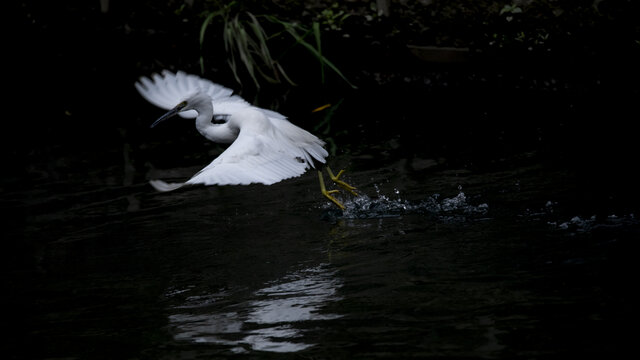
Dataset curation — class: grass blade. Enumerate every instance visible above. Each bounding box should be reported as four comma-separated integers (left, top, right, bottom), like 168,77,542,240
199,2,236,74
312,21,325,83
265,15,357,88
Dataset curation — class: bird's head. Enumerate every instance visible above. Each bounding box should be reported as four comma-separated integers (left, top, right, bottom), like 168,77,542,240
150,92,210,128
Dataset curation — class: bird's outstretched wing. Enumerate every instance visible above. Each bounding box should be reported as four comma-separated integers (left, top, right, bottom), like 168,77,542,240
150,116,328,192
135,70,248,119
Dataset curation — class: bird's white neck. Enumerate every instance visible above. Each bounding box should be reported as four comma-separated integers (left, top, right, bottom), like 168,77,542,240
193,99,213,133
193,102,239,144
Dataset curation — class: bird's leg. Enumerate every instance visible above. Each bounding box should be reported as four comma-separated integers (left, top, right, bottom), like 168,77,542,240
318,170,346,210
326,167,358,196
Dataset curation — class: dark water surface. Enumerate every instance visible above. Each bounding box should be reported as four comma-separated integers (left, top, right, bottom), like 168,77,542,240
3,133,636,359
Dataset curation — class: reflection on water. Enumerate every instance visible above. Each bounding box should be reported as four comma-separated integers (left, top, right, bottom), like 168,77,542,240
167,264,341,353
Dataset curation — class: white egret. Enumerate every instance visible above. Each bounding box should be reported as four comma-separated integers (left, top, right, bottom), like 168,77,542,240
135,70,357,209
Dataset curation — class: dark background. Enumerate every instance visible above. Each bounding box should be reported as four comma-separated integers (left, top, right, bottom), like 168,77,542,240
7,0,640,211
4,1,640,358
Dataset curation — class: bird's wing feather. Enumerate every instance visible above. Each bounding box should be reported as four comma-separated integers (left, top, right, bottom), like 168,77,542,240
268,117,328,166
185,125,313,186
149,123,328,191
135,70,250,119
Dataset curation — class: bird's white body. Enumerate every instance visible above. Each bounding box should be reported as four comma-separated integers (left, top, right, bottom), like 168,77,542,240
135,70,328,191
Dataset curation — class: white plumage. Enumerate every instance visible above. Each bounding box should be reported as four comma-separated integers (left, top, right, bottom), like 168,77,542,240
135,70,328,192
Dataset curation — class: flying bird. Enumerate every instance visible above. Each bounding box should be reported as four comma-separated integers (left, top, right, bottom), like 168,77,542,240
135,70,357,209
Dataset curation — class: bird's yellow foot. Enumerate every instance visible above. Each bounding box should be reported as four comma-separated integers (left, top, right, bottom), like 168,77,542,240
318,171,346,210
323,189,346,210
327,167,358,196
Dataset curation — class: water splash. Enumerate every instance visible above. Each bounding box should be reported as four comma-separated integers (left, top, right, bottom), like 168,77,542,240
520,200,638,233
548,213,637,233
328,186,489,221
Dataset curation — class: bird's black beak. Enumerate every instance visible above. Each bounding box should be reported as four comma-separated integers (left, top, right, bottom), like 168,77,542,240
150,101,186,128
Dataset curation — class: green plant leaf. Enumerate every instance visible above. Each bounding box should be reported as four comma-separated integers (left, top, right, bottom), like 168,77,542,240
199,1,236,74
313,21,325,83
200,10,355,89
